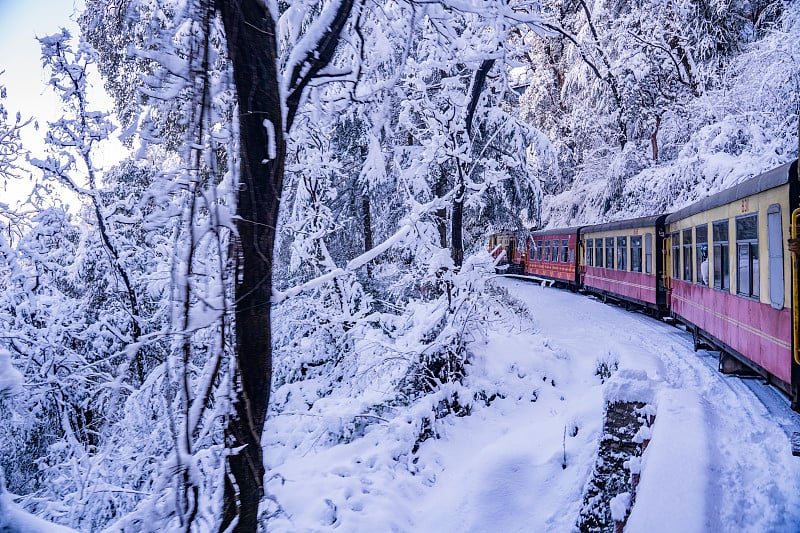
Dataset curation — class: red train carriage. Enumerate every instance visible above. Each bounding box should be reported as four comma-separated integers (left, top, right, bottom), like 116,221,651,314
581,215,669,316
526,227,582,288
664,161,800,405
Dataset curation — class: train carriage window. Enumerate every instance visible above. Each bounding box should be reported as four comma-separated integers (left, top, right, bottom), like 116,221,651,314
736,214,759,298
561,239,569,262
713,220,730,291
696,225,708,285
682,229,693,282
595,238,603,267
631,236,642,272
552,241,560,262
586,239,594,266
605,237,615,269
617,236,627,270
535,240,542,261
569,247,575,264
645,233,653,274
671,232,680,280
767,204,784,309
544,240,551,262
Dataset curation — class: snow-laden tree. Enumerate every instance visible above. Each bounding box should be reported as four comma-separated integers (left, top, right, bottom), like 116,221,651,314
0,1,550,531
518,0,794,225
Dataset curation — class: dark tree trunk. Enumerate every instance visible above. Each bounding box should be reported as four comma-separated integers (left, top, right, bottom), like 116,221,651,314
217,1,283,530
215,1,356,530
451,59,495,268
435,167,448,249
362,193,373,274
451,170,465,267
362,193,373,253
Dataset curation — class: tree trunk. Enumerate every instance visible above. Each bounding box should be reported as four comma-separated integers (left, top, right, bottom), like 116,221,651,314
216,0,355,529
650,114,661,161
451,59,495,268
435,167,448,249
362,193,374,275
217,1,283,530
451,174,464,268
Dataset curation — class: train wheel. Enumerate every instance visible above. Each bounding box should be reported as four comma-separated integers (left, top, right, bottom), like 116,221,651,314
692,327,701,352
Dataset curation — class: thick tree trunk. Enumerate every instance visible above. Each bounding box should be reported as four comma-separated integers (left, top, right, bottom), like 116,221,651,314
217,1,283,530
216,1,355,529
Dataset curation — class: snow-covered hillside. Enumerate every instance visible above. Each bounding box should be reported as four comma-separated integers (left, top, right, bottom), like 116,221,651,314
520,0,800,228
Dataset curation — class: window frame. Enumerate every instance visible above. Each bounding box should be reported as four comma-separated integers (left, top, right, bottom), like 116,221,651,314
630,235,642,273
671,231,680,280
735,213,759,299
682,229,693,282
712,220,730,291
595,238,603,267
767,204,784,309
645,233,653,275
586,239,594,267
695,224,708,286
617,236,627,271
605,237,615,269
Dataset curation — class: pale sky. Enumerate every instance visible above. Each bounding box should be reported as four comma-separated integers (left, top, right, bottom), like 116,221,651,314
0,0,84,124
0,0,127,208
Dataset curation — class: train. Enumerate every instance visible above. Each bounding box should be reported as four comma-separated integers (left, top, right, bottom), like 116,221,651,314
490,159,800,409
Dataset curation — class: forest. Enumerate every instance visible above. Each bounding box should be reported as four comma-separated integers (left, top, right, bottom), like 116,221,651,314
0,0,798,531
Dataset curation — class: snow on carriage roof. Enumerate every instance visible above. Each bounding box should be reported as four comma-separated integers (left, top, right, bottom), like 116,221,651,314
665,160,798,223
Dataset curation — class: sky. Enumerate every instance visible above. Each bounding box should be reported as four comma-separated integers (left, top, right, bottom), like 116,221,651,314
0,0,84,123
0,0,126,208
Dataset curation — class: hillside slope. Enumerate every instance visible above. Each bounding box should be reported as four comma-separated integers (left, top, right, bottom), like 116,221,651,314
518,0,800,227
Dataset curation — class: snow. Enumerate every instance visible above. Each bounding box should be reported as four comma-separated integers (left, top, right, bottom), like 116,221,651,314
0,491,78,533
263,277,800,531
626,389,709,533
609,491,630,522
0,348,22,395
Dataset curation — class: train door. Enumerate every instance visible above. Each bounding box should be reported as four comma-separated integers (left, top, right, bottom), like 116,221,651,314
790,160,800,410
792,207,800,367
656,224,671,308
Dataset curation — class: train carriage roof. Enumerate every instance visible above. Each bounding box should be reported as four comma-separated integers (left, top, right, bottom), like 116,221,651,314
581,214,667,234
665,160,798,223
530,226,582,237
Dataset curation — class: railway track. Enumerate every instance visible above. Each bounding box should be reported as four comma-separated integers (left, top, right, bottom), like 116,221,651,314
502,278,800,531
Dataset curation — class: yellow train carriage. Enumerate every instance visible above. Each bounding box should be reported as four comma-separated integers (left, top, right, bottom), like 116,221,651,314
664,161,799,405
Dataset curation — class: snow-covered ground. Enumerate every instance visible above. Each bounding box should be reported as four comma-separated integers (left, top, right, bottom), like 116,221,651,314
264,277,800,532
